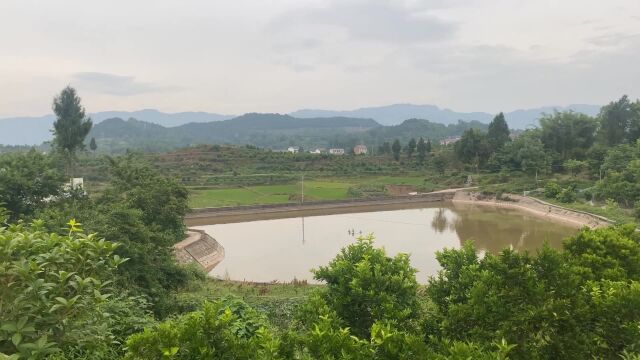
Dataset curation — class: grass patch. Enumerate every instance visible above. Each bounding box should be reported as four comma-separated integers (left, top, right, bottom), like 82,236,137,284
532,196,637,225
188,176,437,208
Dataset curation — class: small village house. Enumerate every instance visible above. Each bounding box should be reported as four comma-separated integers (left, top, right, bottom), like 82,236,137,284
353,144,368,155
439,136,461,146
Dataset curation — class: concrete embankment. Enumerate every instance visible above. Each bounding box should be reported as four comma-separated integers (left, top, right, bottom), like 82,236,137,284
174,229,225,272
452,191,612,229
185,192,454,226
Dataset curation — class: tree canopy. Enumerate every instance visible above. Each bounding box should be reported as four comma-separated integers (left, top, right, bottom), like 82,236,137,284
487,112,510,151
52,86,93,156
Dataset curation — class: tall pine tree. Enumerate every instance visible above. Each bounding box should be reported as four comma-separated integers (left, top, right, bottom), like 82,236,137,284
487,112,510,152
52,86,92,176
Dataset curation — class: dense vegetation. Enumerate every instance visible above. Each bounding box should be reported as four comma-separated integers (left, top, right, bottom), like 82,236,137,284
2,88,640,358
87,115,487,154
18,225,634,359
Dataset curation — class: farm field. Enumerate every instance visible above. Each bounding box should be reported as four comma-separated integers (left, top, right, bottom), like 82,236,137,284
188,176,438,208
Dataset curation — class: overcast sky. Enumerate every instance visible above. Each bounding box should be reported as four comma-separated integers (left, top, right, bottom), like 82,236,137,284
1,0,639,117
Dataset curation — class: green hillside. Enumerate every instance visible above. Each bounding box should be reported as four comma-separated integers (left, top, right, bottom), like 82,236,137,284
88,114,487,153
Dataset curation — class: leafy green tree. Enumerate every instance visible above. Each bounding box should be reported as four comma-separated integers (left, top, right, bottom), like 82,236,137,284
455,129,490,171
428,226,640,359
312,235,420,338
539,111,597,161
377,141,391,155
596,141,640,206
487,112,510,152
563,159,587,177
601,143,636,173
432,152,447,175
564,225,640,281
598,95,633,146
406,138,417,158
36,154,191,315
0,151,65,220
629,100,640,143
392,139,402,161
556,187,576,203
125,299,276,359
425,138,432,153
516,133,548,176
0,220,151,359
125,298,511,359
89,137,97,152
544,181,562,198
417,137,427,164
52,87,92,176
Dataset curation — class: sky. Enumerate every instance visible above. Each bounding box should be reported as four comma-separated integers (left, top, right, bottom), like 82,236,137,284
1,0,639,117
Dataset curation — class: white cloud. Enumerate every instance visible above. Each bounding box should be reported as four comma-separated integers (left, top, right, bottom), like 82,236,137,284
0,0,639,117
71,72,178,96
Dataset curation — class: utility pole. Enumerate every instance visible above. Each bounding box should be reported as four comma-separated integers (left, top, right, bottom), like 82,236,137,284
301,174,304,204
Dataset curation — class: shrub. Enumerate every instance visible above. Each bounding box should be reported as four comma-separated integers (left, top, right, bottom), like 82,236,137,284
0,220,141,359
556,187,576,203
311,235,420,338
427,227,640,359
544,181,562,199
124,299,280,360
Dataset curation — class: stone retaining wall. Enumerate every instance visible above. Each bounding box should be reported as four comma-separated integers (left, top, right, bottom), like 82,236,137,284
174,229,225,272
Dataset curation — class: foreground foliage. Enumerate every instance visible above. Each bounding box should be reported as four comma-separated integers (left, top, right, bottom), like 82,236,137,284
36,154,191,316
125,227,640,359
0,219,153,359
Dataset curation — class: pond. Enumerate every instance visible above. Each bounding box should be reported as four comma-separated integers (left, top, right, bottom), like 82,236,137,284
193,203,577,283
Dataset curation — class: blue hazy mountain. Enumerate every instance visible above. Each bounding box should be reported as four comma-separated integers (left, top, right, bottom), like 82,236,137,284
290,103,601,129
0,110,234,145
0,104,601,145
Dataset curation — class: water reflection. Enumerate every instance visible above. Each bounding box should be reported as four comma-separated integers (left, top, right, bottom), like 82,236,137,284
433,204,568,254
195,203,575,283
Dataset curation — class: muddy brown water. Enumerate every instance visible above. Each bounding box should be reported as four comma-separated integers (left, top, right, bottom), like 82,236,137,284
193,202,577,283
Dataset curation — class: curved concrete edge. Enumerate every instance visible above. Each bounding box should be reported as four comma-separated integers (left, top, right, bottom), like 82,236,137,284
174,229,225,272
452,191,612,229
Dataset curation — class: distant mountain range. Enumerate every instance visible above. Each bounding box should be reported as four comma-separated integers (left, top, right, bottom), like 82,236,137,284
290,104,602,128
0,109,234,146
0,104,601,146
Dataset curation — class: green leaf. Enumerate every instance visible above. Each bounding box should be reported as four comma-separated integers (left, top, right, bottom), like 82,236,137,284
11,332,21,346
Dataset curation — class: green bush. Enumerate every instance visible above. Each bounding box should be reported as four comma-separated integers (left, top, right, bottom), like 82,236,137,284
124,299,280,359
311,235,421,338
0,151,65,220
0,220,150,359
556,187,576,203
544,181,562,198
427,226,640,359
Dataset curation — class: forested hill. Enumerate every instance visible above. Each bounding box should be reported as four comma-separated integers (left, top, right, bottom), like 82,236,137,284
88,114,380,153
88,114,487,153
365,118,488,144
